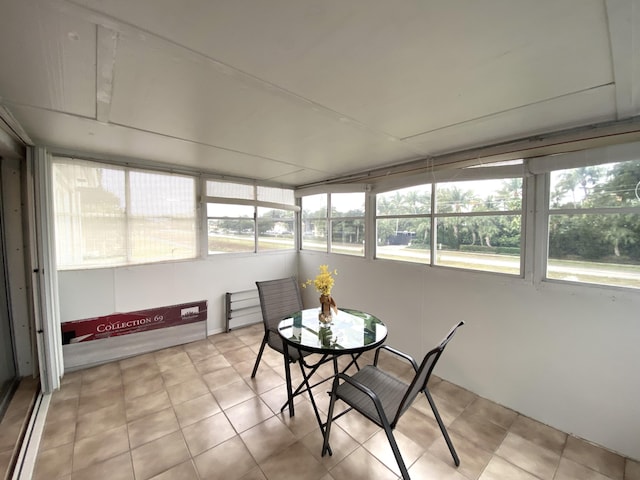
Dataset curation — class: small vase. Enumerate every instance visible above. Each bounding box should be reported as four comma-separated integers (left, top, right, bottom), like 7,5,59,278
319,294,336,324
318,325,333,347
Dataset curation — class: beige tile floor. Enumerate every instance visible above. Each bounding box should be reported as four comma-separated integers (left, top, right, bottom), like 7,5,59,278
34,324,639,480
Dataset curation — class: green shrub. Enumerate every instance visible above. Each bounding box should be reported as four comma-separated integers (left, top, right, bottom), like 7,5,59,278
459,245,496,253
496,246,520,255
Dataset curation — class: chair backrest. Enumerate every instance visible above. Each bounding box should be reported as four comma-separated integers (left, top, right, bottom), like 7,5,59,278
392,321,464,426
255,277,304,332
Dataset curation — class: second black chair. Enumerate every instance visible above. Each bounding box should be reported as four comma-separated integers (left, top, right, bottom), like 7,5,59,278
322,321,465,480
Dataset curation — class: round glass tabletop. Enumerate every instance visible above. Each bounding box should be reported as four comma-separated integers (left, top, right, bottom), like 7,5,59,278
278,307,388,355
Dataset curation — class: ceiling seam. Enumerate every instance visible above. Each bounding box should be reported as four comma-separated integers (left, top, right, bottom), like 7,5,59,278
399,82,616,142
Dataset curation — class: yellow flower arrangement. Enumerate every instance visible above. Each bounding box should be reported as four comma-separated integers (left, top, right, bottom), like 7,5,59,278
302,264,338,295
303,265,339,321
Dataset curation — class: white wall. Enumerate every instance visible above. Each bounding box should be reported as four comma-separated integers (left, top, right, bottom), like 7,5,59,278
58,251,298,334
299,252,640,461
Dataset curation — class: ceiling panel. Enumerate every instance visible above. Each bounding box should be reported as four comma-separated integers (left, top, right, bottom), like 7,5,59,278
108,32,423,172
8,105,311,181
72,0,613,138
407,85,618,156
0,0,96,117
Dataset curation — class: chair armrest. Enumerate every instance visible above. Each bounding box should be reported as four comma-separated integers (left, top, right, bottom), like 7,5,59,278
335,373,387,418
374,345,418,372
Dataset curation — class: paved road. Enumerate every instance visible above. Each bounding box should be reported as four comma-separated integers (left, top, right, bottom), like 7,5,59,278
377,245,640,284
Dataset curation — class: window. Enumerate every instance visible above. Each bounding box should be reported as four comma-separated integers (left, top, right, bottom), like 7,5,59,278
376,185,432,264
53,158,197,269
375,178,523,273
206,180,296,254
301,192,365,256
547,160,640,288
434,178,522,274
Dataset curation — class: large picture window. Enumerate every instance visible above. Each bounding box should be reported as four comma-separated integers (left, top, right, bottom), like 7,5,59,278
53,158,197,269
547,160,640,288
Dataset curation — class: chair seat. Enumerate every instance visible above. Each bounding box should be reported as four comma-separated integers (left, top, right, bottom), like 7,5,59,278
336,365,409,427
267,333,312,362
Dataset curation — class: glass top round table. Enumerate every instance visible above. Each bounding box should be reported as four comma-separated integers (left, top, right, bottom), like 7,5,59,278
277,307,388,355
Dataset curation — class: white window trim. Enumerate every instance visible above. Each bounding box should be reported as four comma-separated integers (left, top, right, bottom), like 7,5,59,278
528,139,640,174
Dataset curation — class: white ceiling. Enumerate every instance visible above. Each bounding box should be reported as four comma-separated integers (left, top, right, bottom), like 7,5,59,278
1,0,639,187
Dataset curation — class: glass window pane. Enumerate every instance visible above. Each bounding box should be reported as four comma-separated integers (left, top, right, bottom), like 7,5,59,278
331,219,365,256
208,219,255,254
434,215,521,274
257,186,295,205
53,161,127,268
129,171,194,217
302,194,327,219
376,218,430,264
332,192,365,217
550,161,640,209
547,213,640,288
130,217,197,262
302,219,327,252
257,208,294,251
207,204,254,218
436,178,522,213
129,172,197,262
376,185,431,215
206,180,254,200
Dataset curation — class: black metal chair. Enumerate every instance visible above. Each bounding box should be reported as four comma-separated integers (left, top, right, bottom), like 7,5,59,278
251,276,311,416
322,321,465,480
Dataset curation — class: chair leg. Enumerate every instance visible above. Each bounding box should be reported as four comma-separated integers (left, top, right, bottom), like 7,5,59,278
283,349,295,417
424,387,460,466
379,417,411,479
322,377,339,457
251,335,268,378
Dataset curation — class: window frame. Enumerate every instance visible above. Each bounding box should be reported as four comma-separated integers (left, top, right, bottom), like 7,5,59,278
372,174,525,276
204,179,298,256
299,190,366,257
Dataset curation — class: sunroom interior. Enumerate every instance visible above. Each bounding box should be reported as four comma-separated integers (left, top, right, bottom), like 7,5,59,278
1,1,640,479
